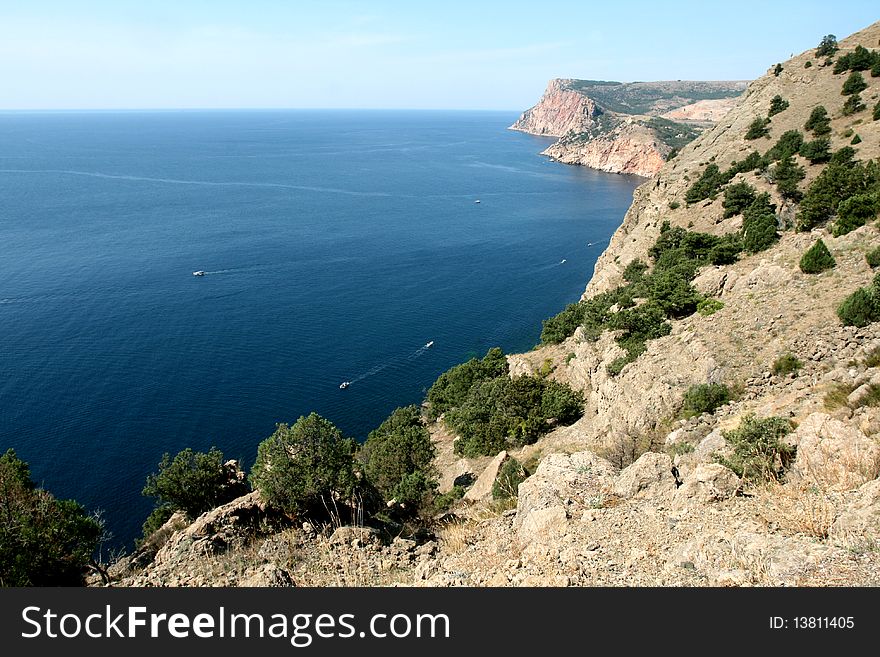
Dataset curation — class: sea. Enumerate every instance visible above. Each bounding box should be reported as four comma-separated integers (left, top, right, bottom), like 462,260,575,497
0,110,641,547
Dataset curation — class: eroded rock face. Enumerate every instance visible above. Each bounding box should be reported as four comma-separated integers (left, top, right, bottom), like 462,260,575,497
788,413,880,491
542,122,667,178
509,79,602,137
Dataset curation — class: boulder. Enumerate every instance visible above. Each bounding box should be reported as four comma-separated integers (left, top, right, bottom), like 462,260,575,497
693,428,728,463
692,267,727,297
788,413,880,491
328,526,382,547
464,450,509,502
612,452,676,499
515,451,616,543
830,479,880,545
674,463,740,504
239,564,294,587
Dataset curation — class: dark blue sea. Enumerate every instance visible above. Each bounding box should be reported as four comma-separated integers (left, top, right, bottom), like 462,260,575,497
0,110,640,546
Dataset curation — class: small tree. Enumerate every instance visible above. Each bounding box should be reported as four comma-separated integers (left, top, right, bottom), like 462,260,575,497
741,193,778,252
772,155,805,201
773,63,783,77
799,137,831,164
833,193,879,236
874,101,880,121
799,239,836,273
0,449,103,586
768,95,789,116
143,447,248,519
866,246,880,268
359,405,437,511
842,71,868,95
804,106,831,136
815,34,838,58
722,182,757,218
250,413,358,517
842,93,866,116
772,353,803,376
745,117,770,140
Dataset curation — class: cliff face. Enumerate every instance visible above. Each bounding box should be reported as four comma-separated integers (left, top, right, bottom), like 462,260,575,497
541,121,668,178
509,78,603,137
511,78,747,176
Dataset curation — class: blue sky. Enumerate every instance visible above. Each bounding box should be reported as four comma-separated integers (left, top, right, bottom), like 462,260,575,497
1,1,877,110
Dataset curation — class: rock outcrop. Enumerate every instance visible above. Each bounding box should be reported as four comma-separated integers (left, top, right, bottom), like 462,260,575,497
511,78,747,176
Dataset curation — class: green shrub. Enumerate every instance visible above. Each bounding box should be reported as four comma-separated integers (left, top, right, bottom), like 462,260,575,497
833,193,879,236
804,106,831,136
682,383,730,417
874,101,880,121
741,193,778,253
426,347,507,416
709,234,742,265
685,163,729,204
834,45,879,74
796,152,880,230
772,155,805,201
0,449,103,586
842,94,866,116
668,200,680,210
139,506,175,544
768,95,789,116
250,413,359,516
745,117,770,140
773,64,783,77
697,298,724,316
804,60,812,69
842,71,868,95
799,239,836,273
772,353,803,376
815,35,838,58
765,130,804,162
866,246,880,268
360,406,436,511
799,137,831,163
449,375,583,457
722,182,757,218
717,415,794,483
432,485,465,514
623,258,649,283
492,458,528,500
837,287,880,327
143,447,248,520
851,134,862,145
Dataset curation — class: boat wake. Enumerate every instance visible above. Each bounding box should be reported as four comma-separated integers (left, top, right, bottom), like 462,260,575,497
341,341,435,388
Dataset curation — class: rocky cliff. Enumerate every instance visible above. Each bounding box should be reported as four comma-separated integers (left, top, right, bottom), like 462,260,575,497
511,78,748,176
106,22,880,588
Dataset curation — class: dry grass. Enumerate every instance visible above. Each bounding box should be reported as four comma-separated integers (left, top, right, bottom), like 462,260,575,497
756,483,837,539
824,382,855,410
436,518,477,555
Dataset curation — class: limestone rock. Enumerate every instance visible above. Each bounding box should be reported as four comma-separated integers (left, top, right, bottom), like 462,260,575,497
464,450,509,502
693,428,728,463
239,564,294,587
788,413,880,491
692,267,728,297
674,463,740,504
830,479,880,546
329,526,383,547
612,452,676,499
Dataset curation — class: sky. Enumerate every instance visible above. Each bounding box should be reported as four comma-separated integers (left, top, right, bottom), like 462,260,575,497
0,1,877,110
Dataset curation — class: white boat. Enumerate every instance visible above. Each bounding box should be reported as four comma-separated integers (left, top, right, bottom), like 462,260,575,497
425,341,434,348
560,259,566,264
339,381,351,389
193,270,206,276
474,199,481,204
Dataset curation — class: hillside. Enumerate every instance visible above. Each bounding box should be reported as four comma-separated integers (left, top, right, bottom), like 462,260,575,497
510,78,748,176
105,22,880,588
